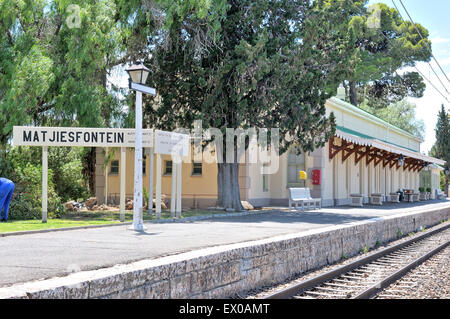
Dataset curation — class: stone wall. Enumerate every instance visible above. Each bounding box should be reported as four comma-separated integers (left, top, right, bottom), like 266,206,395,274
1,206,448,299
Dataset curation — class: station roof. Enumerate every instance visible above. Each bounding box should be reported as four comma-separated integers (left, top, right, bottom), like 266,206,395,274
335,126,446,166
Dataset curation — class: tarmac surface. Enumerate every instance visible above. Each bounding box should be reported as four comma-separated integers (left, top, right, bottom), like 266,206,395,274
0,200,449,288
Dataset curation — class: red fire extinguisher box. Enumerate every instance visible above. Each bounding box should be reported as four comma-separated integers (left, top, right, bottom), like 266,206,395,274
312,169,321,185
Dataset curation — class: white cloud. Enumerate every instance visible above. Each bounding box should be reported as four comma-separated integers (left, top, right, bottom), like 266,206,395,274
401,62,450,155
438,57,450,67
430,36,450,45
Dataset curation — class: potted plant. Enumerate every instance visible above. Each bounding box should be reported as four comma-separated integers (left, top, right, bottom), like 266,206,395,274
426,187,432,200
418,187,426,201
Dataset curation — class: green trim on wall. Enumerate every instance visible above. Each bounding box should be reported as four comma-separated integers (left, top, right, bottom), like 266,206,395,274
336,126,419,153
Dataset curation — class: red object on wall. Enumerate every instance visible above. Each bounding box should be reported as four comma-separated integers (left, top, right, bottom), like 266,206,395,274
312,169,321,185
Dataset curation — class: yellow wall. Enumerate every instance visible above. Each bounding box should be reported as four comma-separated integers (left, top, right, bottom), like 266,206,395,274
104,148,218,204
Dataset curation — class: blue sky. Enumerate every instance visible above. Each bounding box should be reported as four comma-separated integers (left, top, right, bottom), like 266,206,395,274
368,0,450,154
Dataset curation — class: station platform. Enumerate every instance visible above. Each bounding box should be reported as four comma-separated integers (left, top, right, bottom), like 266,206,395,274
0,199,449,298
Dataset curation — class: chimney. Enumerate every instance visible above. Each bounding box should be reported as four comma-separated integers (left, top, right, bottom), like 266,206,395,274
336,84,346,100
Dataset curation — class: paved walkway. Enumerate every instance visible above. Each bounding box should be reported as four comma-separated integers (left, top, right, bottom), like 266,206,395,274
1,200,449,288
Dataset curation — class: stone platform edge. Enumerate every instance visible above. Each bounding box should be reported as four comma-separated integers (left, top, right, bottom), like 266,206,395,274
1,206,449,299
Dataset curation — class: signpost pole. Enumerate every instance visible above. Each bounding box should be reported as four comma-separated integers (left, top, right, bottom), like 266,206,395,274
156,153,162,219
148,148,154,215
42,146,48,223
105,147,108,206
132,91,145,231
120,147,126,222
171,156,177,218
176,159,182,218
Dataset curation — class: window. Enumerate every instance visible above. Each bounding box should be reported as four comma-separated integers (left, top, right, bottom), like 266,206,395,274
164,160,172,176
110,160,119,175
192,162,202,176
287,148,305,186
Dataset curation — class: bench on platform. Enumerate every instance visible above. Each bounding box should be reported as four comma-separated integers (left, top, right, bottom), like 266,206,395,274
387,193,400,203
350,194,364,207
305,188,321,210
436,189,445,200
369,194,383,206
288,188,320,211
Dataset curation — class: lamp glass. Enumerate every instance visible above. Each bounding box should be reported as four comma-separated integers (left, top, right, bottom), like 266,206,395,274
128,70,143,84
141,70,149,84
398,155,404,167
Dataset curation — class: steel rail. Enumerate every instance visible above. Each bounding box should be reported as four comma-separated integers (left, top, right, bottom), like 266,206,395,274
263,222,450,299
353,239,450,299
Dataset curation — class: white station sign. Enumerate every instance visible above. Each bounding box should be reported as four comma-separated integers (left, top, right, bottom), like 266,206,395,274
154,130,190,157
13,126,154,147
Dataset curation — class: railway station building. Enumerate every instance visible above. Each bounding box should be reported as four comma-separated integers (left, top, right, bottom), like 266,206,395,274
95,95,445,208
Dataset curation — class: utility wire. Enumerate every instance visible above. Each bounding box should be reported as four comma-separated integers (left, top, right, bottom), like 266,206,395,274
376,28,450,103
394,0,450,87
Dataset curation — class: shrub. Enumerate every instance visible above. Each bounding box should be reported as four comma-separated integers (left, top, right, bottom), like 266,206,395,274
6,156,66,220
419,187,425,193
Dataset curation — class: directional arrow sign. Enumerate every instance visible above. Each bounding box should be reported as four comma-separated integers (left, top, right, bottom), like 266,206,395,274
130,82,156,96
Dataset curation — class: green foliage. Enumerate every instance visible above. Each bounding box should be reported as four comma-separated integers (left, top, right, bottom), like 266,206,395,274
7,160,64,220
143,186,149,208
360,246,369,254
432,105,449,192
375,239,381,248
140,0,359,208
345,2,431,107
49,147,91,202
434,105,450,163
359,99,425,139
0,145,90,220
0,0,127,144
146,0,357,153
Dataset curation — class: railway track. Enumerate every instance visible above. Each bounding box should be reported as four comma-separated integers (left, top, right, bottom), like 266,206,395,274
375,245,449,299
263,222,450,299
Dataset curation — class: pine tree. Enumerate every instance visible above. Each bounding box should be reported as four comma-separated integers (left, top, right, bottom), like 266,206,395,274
345,2,431,108
434,105,450,195
143,0,360,210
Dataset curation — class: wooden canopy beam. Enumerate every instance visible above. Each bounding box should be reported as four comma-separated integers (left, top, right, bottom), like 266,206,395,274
383,154,397,168
342,144,362,163
329,137,349,160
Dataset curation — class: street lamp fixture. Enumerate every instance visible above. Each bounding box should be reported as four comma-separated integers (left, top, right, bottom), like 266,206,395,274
126,63,150,85
398,154,405,167
126,62,156,232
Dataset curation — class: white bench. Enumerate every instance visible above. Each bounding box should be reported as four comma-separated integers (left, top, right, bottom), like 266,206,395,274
289,188,316,211
305,188,321,210
436,189,445,200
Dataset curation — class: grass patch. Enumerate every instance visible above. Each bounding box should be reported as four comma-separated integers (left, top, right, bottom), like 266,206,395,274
0,209,227,233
